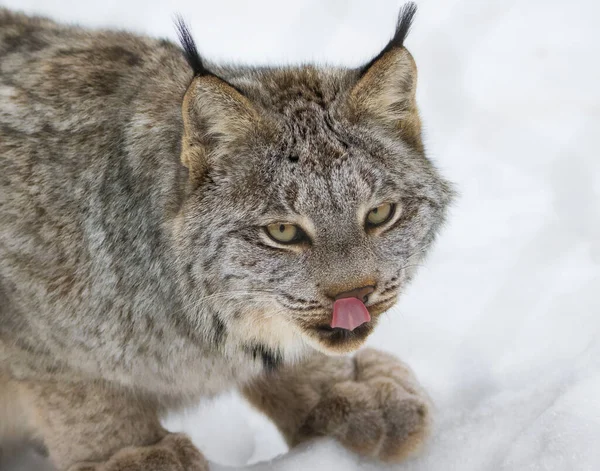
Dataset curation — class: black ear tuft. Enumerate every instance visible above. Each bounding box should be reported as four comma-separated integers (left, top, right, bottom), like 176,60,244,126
174,15,212,77
360,2,417,74
392,2,418,49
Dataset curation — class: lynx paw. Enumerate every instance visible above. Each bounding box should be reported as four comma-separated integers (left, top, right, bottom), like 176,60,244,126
297,348,432,462
68,433,208,471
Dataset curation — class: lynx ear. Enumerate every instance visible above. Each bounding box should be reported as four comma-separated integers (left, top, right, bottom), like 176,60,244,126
347,3,422,150
176,18,259,182
181,76,258,181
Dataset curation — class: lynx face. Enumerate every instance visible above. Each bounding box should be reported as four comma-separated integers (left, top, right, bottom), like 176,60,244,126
173,8,453,357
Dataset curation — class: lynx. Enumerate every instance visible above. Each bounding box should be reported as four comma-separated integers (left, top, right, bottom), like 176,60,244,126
0,4,453,470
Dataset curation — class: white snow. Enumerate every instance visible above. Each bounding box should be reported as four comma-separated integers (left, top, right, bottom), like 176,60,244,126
3,0,599,470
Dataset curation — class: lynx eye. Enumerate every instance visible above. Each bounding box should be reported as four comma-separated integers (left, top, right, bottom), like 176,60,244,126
266,223,304,244
366,203,395,227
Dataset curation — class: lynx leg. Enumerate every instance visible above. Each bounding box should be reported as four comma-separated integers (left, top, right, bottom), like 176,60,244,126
243,348,432,463
14,379,208,471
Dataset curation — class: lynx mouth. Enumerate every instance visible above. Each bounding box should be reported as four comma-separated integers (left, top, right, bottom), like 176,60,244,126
311,321,374,352
305,296,397,353
314,322,372,340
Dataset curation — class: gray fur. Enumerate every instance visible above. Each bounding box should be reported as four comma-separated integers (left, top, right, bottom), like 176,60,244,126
0,7,453,468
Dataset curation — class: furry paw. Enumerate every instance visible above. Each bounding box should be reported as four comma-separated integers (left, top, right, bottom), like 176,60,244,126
297,348,431,462
67,433,208,471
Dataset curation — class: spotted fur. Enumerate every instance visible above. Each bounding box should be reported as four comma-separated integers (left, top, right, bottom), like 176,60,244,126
0,4,453,469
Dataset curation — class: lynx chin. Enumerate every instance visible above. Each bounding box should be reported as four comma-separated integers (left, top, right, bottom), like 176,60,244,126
0,3,453,470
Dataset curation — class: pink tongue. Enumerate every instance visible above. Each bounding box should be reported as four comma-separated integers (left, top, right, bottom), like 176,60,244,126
331,297,371,331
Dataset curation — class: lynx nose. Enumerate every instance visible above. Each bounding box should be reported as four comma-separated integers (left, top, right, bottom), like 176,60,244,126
332,286,375,304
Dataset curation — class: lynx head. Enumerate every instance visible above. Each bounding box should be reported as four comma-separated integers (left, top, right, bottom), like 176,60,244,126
173,4,453,360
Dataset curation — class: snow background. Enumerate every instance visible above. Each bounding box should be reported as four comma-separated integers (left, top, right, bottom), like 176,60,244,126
1,0,599,469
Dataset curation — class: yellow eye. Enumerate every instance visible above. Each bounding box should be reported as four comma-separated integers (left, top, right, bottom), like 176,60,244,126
266,223,301,244
366,203,395,227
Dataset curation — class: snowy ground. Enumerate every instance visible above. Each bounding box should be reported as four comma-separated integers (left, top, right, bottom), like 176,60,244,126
2,0,599,470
